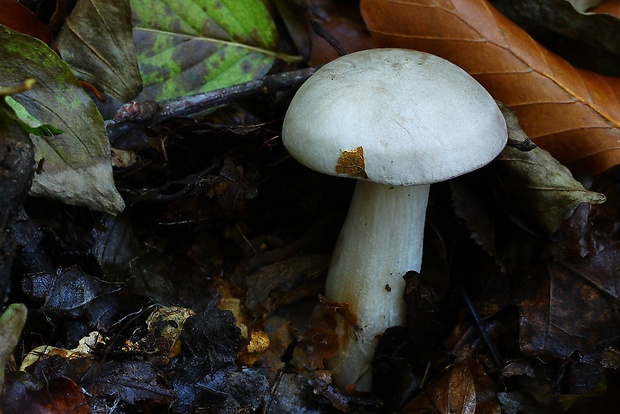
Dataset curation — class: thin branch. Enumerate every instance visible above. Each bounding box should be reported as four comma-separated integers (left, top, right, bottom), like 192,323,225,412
310,19,348,56
453,275,504,369
106,66,318,142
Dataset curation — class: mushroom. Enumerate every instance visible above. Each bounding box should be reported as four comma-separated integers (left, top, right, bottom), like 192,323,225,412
282,48,507,391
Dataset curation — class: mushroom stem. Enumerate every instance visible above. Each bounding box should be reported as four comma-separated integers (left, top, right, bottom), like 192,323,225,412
325,180,430,391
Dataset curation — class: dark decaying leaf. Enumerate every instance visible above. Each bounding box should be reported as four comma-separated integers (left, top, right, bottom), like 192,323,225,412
1,374,89,414
23,354,174,407
205,156,259,218
196,370,268,414
90,213,146,280
205,368,270,412
22,265,123,325
57,0,142,101
518,198,620,360
83,360,174,405
265,373,327,413
166,309,268,412
498,368,620,414
245,254,329,317
0,101,34,299
181,308,244,374
451,181,503,268
519,258,620,359
263,372,381,414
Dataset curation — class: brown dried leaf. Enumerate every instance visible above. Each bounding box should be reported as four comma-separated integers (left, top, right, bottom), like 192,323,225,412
400,359,501,413
254,318,294,370
361,0,620,174
245,255,329,317
291,300,341,372
518,194,620,359
519,260,620,358
57,0,142,101
274,0,376,64
495,104,606,234
590,0,620,16
0,0,51,43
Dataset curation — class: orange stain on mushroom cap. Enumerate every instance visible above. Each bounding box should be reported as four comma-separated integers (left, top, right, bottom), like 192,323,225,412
336,146,369,178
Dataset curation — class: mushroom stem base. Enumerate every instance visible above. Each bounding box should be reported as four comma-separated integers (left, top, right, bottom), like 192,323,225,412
325,180,430,391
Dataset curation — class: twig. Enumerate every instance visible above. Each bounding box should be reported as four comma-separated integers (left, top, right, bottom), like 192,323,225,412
507,137,537,151
453,275,504,369
106,66,318,142
310,19,348,56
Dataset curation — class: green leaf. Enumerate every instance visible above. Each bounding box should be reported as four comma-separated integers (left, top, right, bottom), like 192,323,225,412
131,0,285,101
4,96,63,136
57,0,143,102
0,79,61,136
0,25,125,215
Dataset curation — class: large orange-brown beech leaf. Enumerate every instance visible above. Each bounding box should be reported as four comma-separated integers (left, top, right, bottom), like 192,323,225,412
591,0,620,17
361,0,620,175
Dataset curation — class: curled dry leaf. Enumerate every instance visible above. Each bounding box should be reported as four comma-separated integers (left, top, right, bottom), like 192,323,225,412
57,0,143,101
400,358,501,413
361,0,620,175
495,104,606,235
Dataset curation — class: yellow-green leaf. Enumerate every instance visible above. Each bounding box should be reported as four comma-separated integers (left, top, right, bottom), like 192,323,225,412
131,0,284,101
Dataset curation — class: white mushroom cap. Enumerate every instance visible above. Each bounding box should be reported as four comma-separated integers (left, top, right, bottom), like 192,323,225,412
282,48,507,186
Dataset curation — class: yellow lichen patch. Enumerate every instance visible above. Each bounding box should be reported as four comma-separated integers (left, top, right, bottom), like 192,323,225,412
336,146,368,179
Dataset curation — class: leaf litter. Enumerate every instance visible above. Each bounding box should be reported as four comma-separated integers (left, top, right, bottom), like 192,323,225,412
2,0,620,413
